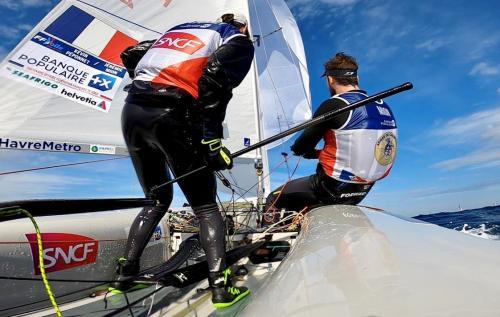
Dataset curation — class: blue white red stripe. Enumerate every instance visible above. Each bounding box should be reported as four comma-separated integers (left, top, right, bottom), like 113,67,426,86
44,5,138,66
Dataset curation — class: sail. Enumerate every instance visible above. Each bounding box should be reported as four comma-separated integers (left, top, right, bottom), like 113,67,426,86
249,0,312,147
0,0,310,198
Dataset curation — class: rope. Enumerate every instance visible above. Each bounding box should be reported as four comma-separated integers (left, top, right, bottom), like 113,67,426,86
0,157,127,176
0,207,62,316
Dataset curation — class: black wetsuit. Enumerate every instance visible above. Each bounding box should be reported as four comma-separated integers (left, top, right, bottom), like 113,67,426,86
265,92,375,214
120,33,254,277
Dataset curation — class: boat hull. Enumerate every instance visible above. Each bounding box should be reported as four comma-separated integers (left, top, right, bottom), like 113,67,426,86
241,205,500,317
0,208,169,316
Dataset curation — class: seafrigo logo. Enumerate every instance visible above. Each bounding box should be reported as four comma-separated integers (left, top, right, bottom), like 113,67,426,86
153,31,205,54
25,233,99,275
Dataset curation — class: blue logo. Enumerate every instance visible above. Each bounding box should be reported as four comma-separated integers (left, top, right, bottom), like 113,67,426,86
244,138,250,147
88,73,116,91
33,34,64,51
152,226,162,241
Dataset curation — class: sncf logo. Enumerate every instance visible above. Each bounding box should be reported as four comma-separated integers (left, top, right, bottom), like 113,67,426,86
153,32,205,54
26,233,99,275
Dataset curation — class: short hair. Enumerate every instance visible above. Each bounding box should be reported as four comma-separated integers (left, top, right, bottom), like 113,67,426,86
324,52,359,86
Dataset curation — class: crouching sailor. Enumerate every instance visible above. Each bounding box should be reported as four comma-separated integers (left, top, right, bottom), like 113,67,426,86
265,52,398,215
112,12,254,308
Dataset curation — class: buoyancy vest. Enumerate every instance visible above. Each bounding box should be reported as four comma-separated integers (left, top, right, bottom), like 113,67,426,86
319,91,398,184
134,22,244,98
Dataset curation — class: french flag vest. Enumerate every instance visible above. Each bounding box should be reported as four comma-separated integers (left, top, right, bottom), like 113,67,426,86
319,91,398,184
134,22,244,98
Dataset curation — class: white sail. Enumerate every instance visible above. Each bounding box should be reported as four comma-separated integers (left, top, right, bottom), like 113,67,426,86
250,0,312,147
0,0,311,198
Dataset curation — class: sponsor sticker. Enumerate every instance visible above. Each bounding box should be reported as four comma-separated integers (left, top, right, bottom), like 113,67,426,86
32,34,64,52
340,192,367,198
376,105,391,116
88,73,116,91
374,132,397,166
153,31,205,54
152,226,162,241
244,138,251,147
25,233,99,275
0,137,82,152
0,32,128,112
90,144,116,155
148,225,163,246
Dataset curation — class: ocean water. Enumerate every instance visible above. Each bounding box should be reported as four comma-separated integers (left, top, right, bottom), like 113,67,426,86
414,205,500,240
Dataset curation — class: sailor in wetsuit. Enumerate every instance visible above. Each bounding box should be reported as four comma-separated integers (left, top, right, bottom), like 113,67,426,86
114,13,254,308
265,52,398,214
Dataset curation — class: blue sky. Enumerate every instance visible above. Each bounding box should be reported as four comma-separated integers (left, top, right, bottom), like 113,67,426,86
1,0,499,216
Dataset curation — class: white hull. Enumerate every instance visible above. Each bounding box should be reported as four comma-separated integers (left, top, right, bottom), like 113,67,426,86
240,205,500,316
4,205,499,316
0,208,169,316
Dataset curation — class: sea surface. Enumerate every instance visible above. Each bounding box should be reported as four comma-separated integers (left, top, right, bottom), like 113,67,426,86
414,205,500,240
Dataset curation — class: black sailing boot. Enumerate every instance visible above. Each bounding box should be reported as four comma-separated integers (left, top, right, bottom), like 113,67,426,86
108,258,145,294
210,267,250,309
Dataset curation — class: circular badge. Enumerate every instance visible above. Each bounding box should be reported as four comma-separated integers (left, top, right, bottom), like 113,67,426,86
374,132,397,166
91,146,98,153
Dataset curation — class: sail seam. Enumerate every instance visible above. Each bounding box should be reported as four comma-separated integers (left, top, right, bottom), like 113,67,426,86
76,0,163,35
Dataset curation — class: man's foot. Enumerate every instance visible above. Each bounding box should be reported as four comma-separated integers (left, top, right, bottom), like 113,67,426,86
110,257,140,292
108,283,149,295
212,285,250,309
210,267,251,309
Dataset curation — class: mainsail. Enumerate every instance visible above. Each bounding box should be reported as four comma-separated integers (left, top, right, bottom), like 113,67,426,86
0,0,311,199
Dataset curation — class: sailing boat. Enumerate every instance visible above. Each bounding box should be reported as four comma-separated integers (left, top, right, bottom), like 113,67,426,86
0,0,311,315
1,1,500,316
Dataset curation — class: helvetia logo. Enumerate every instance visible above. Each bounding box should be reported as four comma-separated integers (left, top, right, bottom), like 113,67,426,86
26,233,99,275
153,31,205,54
88,73,116,91
60,88,98,106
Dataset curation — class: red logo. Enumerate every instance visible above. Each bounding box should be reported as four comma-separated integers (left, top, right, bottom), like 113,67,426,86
153,32,205,55
25,233,99,275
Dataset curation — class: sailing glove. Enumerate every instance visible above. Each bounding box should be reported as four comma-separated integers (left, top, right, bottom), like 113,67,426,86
302,149,321,159
201,138,233,170
291,143,320,159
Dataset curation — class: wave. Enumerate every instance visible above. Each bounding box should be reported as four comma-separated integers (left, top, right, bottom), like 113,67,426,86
455,223,500,240
414,205,500,240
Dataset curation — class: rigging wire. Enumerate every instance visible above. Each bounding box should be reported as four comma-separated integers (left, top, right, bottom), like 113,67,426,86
0,157,128,176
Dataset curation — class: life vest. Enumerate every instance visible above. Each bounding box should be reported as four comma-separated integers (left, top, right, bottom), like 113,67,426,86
319,91,398,184
134,22,244,98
